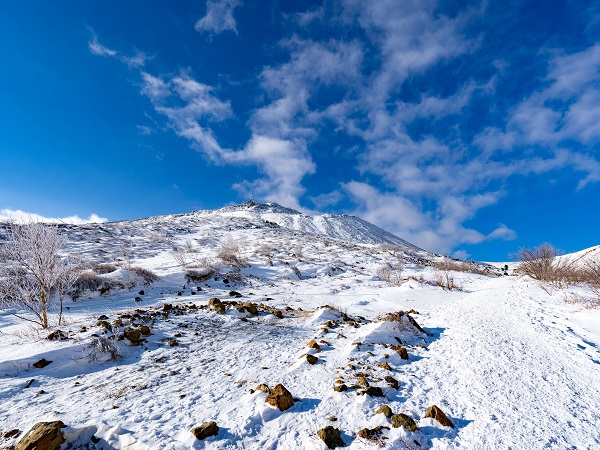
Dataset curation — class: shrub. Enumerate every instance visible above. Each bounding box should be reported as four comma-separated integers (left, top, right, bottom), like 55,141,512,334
217,237,247,268
84,335,121,362
185,268,216,283
432,270,460,291
376,262,403,286
129,266,160,285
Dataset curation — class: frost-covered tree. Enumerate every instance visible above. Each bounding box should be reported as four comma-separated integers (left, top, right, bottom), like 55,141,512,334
0,222,80,328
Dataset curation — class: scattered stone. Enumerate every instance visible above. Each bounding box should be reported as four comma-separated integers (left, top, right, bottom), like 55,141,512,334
190,421,218,440
46,330,67,341
15,421,66,450
37,389,45,395
321,327,329,333
398,348,409,360
334,384,348,392
306,339,321,350
138,290,144,295
134,297,142,302
265,384,294,411
229,290,242,297
112,319,123,327
95,320,111,330
273,310,283,318
384,376,399,390
124,328,141,344
24,379,35,389
98,315,108,321
424,405,454,428
242,302,258,315
255,384,270,393
357,426,387,442
374,405,394,418
327,417,337,422
163,304,173,312
378,362,392,370
4,429,20,439
32,359,52,369
306,354,318,365
167,339,179,347
391,414,417,432
139,326,151,336
357,377,369,388
406,309,418,314
317,426,346,449
360,387,384,397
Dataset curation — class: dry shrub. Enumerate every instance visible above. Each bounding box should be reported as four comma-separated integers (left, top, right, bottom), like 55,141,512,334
129,266,159,285
185,268,216,283
432,270,461,291
171,247,189,268
69,273,126,300
84,335,121,361
376,263,403,286
92,263,118,274
432,259,489,275
217,237,247,268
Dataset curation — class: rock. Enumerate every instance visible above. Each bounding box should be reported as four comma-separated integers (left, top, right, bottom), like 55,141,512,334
334,384,347,392
317,426,346,449
255,383,270,393
167,339,179,347
112,319,123,327
391,413,417,431
357,426,386,441
306,354,318,365
378,362,392,370
273,310,283,318
384,376,399,389
4,429,20,438
134,297,142,302
242,302,258,315
424,405,454,428
374,405,394,418
138,290,145,295
306,339,321,350
361,387,384,397
139,326,151,336
208,298,221,307
390,344,409,360
32,359,52,369
124,327,141,344
25,379,34,389
15,421,66,450
407,314,426,334
265,384,294,411
229,290,242,297
98,315,108,320
357,377,369,388
95,320,111,329
190,421,218,440
213,303,226,314
46,330,66,341
163,304,173,311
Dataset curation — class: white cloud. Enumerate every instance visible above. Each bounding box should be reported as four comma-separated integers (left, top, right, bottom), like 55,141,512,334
88,35,117,57
487,224,517,241
88,32,149,68
0,209,107,225
195,0,241,35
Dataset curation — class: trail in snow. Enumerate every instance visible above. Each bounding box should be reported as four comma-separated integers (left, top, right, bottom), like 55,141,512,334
410,276,600,449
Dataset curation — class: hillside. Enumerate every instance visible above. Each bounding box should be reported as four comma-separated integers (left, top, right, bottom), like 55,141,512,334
0,204,599,450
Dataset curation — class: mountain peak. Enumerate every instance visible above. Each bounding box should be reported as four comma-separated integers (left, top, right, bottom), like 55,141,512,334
219,199,302,215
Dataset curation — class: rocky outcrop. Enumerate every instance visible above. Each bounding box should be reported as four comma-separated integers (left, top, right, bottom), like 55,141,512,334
190,421,218,440
424,405,454,428
317,426,346,448
265,384,294,411
15,421,66,450
391,413,417,432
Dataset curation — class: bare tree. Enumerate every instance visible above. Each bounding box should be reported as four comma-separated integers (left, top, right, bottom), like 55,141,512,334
0,222,81,328
513,243,575,287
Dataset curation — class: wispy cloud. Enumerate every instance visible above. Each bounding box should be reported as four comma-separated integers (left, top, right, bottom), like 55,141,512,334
0,209,107,225
195,0,241,35
88,30,149,68
88,34,117,57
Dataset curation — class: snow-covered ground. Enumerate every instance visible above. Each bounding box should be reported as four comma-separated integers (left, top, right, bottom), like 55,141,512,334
0,202,598,449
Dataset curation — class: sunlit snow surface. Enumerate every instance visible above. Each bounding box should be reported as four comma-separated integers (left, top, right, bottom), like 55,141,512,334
0,202,599,449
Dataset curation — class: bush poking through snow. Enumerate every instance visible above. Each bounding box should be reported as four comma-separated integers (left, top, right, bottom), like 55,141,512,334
84,335,121,362
217,237,248,268
376,263,403,286
432,270,461,291
129,267,159,285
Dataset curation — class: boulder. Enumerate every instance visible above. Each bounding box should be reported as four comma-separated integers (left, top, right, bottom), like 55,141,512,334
333,384,347,392
306,354,318,365
378,362,392,370
124,327,141,344
306,339,321,350
4,429,20,439
32,359,52,369
374,405,394,418
46,330,66,341
167,339,179,347
384,376,399,390
229,291,242,297
317,426,346,449
360,387,384,397
273,310,283,318
424,405,454,428
190,421,218,440
242,302,258,315
139,326,151,336
391,413,417,432
265,384,294,411
15,421,66,450
254,383,270,393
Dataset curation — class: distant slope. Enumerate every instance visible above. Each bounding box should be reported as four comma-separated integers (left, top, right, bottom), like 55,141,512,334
213,199,422,250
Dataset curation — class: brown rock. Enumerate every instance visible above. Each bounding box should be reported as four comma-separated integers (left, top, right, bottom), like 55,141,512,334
139,325,151,336
334,384,348,392
4,429,20,439
317,426,346,448
208,298,221,307
424,405,454,428
384,375,399,389
306,339,321,350
15,421,66,450
357,377,369,388
242,302,258,315
167,339,179,347
361,387,384,397
391,413,417,432
306,354,318,365
32,359,52,369
374,405,394,418
255,383,270,393
265,384,294,411
190,421,218,440
273,310,283,318
378,362,392,370
124,327,141,344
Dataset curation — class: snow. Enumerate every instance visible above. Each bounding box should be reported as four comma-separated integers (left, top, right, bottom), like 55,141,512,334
0,201,599,449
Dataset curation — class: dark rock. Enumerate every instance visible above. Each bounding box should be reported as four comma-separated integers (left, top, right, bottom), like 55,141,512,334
407,314,426,334
273,310,283,318
306,354,318,365
424,405,454,428
112,319,123,327
391,413,417,431
138,290,144,295
255,383,270,393
334,384,347,392
208,298,221,306
95,320,111,329
32,359,52,369
190,421,218,440
167,339,179,347
265,384,294,411
317,426,346,449
98,315,108,321
163,304,173,311
229,291,242,297
124,327,141,344
213,302,226,314
15,421,66,450
134,297,142,302
4,429,20,439
384,375,399,389
357,426,387,442
46,330,67,341
374,405,394,418
139,326,151,336
361,387,384,397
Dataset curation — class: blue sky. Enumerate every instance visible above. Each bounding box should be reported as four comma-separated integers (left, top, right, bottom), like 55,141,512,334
1,0,600,261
